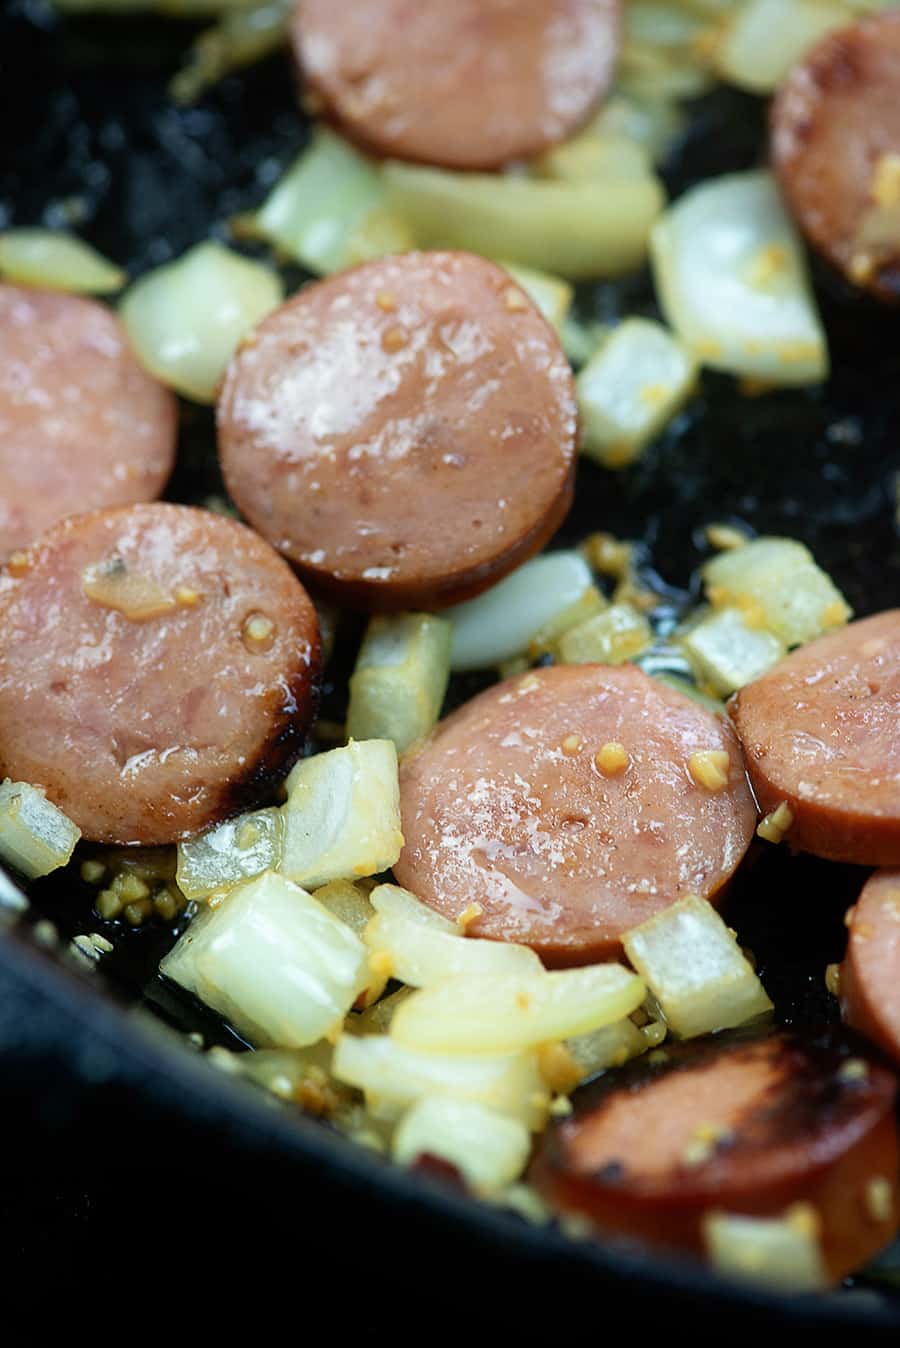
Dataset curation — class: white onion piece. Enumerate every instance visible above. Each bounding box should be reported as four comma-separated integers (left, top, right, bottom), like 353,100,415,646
445,552,596,672
702,536,851,647
0,780,81,880
650,170,828,385
119,241,283,402
365,884,543,987
393,1097,531,1192
161,870,367,1048
703,1209,827,1291
281,739,403,890
622,896,773,1040
501,262,574,331
0,230,125,294
331,1033,547,1129
390,965,646,1057
176,806,283,901
680,606,785,696
565,1017,651,1080
715,0,852,94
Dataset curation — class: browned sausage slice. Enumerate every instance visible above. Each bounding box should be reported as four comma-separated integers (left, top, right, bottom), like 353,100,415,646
530,1028,899,1283
841,869,900,1068
217,251,578,611
0,284,177,561
730,610,900,866
292,0,621,171
0,503,320,845
771,12,900,302
394,664,757,964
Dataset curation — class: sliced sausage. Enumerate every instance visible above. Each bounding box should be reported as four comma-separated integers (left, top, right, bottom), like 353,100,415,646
292,0,621,171
841,869,900,1068
730,610,900,866
0,502,320,845
530,1027,899,1283
771,11,900,302
394,664,757,964
0,284,177,562
217,251,578,611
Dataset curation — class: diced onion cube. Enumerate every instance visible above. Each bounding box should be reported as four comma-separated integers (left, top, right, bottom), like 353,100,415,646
176,806,283,901
702,537,851,647
0,780,81,879
501,262,574,332
565,1017,650,1080
346,612,452,754
681,607,786,696
161,870,367,1048
393,1096,531,1192
622,895,773,1040
446,552,600,673
311,879,375,939
119,241,283,402
577,317,697,469
650,170,828,385
703,1208,828,1291
556,603,652,665
389,964,645,1057
331,1033,547,1130
365,883,543,987
281,739,403,890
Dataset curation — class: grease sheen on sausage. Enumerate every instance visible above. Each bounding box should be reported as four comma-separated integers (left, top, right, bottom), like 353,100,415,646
0,284,177,561
217,251,578,611
0,503,320,845
395,664,757,964
292,0,621,171
730,610,900,866
841,869,900,1068
530,1027,899,1283
771,11,900,302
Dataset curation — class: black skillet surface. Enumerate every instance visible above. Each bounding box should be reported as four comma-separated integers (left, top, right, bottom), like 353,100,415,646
2,0,900,1323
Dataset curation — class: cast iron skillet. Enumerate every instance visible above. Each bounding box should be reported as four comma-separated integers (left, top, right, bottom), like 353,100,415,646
2,1,900,1322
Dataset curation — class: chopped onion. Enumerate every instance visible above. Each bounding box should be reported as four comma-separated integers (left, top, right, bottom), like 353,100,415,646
248,129,414,275
331,1033,547,1129
650,170,829,385
680,606,786,696
170,0,293,104
566,1017,652,1080
622,895,773,1040
577,317,698,469
714,0,853,95
0,230,125,294
703,1209,828,1291
365,884,543,987
500,262,574,332
445,552,600,673
702,537,851,647
346,612,451,754
176,806,283,901
119,240,283,402
389,965,646,1057
393,1097,531,1192
281,739,404,890
312,879,375,939
533,131,653,185
161,870,367,1048
383,162,666,280
0,780,81,880
555,603,653,666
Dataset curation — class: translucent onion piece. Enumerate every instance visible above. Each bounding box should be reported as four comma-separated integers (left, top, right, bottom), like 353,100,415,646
445,552,599,673
331,1033,547,1129
0,780,81,880
383,162,666,280
500,262,574,332
703,1209,828,1291
176,806,283,901
346,613,451,754
161,870,367,1048
715,0,853,95
0,230,125,294
650,170,829,384
702,536,851,647
390,965,645,1057
393,1096,531,1192
555,603,652,666
622,895,773,1040
577,317,698,469
365,884,543,987
170,0,293,104
681,606,786,696
119,240,283,402
281,739,403,891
